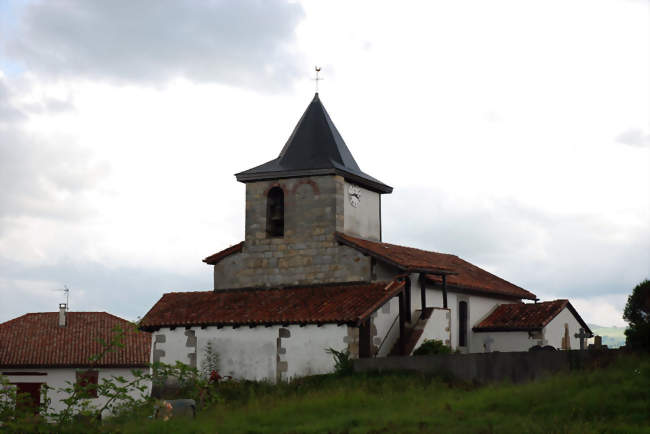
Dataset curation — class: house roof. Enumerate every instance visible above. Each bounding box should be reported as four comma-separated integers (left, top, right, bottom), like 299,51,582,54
203,241,244,265
139,281,405,330
473,300,593,335
0,312,151,368
235,93,392,194
335,232,536,300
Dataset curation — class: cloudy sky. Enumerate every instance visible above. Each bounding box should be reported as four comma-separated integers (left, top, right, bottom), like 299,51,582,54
0,0,647,327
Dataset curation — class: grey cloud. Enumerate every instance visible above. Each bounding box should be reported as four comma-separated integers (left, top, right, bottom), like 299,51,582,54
6,0,305,90
383,188,649,300
0,258,210,323
616,128,650,148
0,129,109,222
0,79,26,124
0,83,108,223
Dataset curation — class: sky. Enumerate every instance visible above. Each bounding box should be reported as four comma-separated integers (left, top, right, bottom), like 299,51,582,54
0,0,647,327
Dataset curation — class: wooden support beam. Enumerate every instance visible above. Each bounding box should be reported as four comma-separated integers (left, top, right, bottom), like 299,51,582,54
405,275,412,323
442,274,448,309
419,273,426,311
398,291,406,355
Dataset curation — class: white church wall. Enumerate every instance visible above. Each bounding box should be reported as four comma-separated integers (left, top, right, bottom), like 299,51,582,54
153,327,195,367
283,324,347,380
544,307,584,350
152,323,350,383
196,326,279,381
2,367,147,417
412,307,452,353
373,297,400,357
343,181,381,241
444,293,519,353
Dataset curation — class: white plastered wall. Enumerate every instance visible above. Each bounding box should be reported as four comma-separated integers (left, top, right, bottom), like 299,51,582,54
544,307,585,350
151,324,349,382
373,296,400,357
343,181,381,241
412,308,452,352
282,324,347,379
1,367,148,417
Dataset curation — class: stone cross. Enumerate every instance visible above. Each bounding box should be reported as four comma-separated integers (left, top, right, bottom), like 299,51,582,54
574,327,589,350
313,66,323,93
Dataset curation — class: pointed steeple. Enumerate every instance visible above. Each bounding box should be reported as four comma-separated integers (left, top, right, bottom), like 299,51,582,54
236,94,392,193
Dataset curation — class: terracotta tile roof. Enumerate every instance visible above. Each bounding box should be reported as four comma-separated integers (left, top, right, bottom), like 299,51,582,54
335,232,455,275
0,312,151,368
335,232,536,300
203,241,244,265
473,300,592,334
139,281,405,330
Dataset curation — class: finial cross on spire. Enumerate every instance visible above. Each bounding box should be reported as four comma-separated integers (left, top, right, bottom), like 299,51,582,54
313,66,323,93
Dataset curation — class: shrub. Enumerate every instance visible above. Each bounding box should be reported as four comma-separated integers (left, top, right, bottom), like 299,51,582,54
325,348,354,375
413,339,451,356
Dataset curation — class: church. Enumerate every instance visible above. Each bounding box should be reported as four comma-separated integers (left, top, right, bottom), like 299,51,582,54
139,93,592,381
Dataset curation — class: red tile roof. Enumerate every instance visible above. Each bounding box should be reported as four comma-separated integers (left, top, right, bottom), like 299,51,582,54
335,232,456,275
203,241,244,265
473,300,592,334
139,281,405,330
0,312,151,368
335,232,536,300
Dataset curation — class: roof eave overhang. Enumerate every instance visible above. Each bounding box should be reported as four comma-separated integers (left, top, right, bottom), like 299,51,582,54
0,363,150,369
424,275,537,301
235,168,393,194
472,327,543,333
139,319,359,332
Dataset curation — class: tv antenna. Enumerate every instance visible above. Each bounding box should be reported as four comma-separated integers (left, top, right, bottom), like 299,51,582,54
60,285,70,310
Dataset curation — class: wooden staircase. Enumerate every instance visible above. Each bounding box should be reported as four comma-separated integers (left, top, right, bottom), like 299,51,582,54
389,307,434,356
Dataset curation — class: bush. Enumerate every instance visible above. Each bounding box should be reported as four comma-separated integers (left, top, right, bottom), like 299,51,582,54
413,339,451,356
623,279,650,351
325,348,354,375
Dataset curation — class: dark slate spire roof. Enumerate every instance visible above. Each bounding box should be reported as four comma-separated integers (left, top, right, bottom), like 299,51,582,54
235,94,392,193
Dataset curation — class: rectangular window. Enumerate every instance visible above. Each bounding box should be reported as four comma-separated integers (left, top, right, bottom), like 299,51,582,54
459,301,468,347
75,370,99,398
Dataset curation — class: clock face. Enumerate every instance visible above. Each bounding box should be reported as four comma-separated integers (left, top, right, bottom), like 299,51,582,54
348,185,361,208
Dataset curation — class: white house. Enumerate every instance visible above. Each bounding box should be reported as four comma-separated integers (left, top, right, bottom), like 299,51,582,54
0,305,151,417
140,93,592,382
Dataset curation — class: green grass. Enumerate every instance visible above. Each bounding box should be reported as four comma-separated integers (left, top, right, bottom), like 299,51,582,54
105,354,650,433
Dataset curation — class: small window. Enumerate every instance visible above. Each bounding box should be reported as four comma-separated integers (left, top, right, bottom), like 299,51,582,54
76,370,99,398
266,187,284,237
459,301,468,347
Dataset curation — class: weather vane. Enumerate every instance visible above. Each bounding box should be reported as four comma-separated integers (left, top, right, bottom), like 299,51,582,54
313,66,323,93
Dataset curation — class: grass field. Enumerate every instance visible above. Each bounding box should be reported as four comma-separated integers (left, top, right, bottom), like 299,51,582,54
105,353,650,434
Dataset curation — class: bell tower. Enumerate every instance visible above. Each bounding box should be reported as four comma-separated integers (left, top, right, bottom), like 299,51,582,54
213,93,392,290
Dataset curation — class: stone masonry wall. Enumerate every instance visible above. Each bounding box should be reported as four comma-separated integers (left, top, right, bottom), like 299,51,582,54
214,175,372,289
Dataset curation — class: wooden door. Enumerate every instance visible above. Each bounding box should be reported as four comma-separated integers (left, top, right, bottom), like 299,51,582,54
14,383,41,414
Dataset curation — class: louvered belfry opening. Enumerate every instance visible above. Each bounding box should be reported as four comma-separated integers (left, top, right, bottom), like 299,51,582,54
266,187,284,237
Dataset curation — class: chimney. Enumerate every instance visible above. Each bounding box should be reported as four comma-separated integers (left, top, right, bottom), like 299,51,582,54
58,303,67,327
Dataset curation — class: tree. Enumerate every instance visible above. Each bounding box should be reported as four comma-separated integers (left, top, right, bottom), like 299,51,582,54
623,279,650,351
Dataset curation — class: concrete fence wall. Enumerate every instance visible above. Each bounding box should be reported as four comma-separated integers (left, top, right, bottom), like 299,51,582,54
354,350,619,384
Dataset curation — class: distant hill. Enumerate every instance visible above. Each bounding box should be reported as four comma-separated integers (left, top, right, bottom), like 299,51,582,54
588,324,627,348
